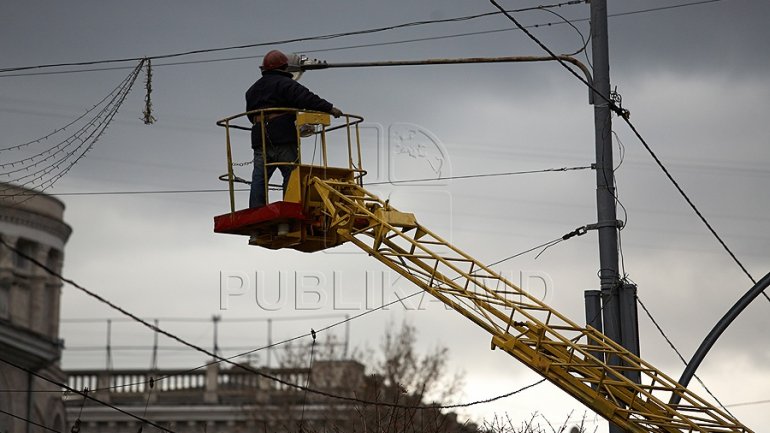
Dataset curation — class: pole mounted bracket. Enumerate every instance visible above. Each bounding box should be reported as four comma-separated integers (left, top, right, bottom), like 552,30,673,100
563,220,624,241
585,219,625,231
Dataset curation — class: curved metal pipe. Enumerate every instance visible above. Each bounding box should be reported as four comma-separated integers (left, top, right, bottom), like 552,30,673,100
671,271,770,405
304,55,594,104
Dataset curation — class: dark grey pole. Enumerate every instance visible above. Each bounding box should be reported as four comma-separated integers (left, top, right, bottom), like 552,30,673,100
267,318,273,368
344,314,350,358
212,315,221,358
106,319,112,370
584,289,604,385
619,283,640,383
151,319,159,370
590,1,629,432
591,0,619,292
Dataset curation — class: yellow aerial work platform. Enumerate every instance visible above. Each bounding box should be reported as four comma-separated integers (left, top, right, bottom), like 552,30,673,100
213,109,752,433
214,108,375,252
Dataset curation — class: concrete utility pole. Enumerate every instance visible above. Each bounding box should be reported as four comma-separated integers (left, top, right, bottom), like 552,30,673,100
585,1,640,432
591,0,619,292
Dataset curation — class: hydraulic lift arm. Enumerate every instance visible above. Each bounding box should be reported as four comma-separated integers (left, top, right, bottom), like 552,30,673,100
310,176,752,433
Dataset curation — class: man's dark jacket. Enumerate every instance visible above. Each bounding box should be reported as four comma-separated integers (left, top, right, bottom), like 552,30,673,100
246,70,333,149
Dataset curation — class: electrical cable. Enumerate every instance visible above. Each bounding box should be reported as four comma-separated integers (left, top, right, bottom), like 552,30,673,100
0,1,582,75
6,384,764,410
492,237,563,266
73,385,88,428
0,407,62,433
611,131,629,278
488,224,588,268
237,164,592,186
61,313,347,323
623,118,764,294
68,293,423,395
537,6,590,58
0,1,724,78
65,230,581,398
617,225,628,280
487,0,764,300
611,131,626,173
299,331,317,429
0,236,555,410
636,295,733,416
436,378,546,409
0,357,175,433
725,399,770,408
368,165,592,186
4,165,590,197
140,376,156,432
0,231,585,418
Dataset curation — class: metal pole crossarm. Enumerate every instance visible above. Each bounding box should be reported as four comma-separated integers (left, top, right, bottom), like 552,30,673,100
306,177,753,433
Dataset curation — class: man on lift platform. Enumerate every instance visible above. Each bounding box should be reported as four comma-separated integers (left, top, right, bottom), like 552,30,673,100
245,49,343,208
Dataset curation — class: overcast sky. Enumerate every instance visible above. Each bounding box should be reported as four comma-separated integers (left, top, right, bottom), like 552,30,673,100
2,0,769,430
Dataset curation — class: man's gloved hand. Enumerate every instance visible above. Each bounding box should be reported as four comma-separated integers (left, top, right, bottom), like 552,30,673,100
330,107,343,118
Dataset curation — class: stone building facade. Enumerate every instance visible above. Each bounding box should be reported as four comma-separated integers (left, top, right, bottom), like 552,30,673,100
64,361,475,433
65,361,366,433
0,184,72,433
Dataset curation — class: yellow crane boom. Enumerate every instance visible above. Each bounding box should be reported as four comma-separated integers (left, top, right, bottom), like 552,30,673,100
309,177,750,433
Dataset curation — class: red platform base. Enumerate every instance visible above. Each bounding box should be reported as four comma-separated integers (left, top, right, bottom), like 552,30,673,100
213,202,305,236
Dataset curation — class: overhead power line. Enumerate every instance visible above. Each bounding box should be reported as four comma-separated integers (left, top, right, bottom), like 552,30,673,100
0,235,557,411
624,117,763,291
636,295,732,416
61,229,581,397
87,230,580,398
725,399,770,408
486,0,762,297
0,1,581,75
0,236,377,408
2,230,581,421
0,408,62,433
369,165,592,185
0,0,725,78
61,313,346,323
79,291,424,394
6,165,591,197
0,357,175,433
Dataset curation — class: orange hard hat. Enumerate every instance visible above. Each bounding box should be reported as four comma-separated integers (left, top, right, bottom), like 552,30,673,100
261,50,289,71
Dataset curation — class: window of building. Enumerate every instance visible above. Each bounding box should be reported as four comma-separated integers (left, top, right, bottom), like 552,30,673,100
46,249,61,274
0,281,8,320
13,239,37,274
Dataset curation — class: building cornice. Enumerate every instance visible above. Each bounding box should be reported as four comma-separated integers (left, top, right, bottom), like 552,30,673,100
0,206,72,244
0,318,61,367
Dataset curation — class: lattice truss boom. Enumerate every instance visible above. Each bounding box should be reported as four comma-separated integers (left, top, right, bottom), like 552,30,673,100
310,178,752,433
